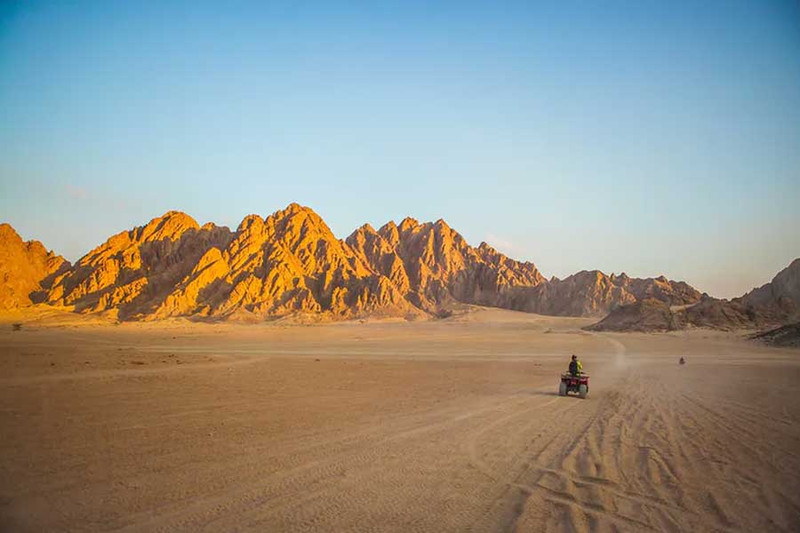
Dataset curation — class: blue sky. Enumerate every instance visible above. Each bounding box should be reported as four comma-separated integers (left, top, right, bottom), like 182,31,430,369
1,0,798,298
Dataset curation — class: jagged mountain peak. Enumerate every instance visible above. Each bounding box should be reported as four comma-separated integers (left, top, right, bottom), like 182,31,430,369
267,203,332,234
346,223,380,241
564,270,605,282
377,221,400,245
0,224,64,264
284,201,312,214
0,222,18,239
135,211,199,243
271,202,323,222
264,203,342,257
0,223,69,310
378,220,398,232
0,224,27,252
398,217,420,233
200,221,226,232
610,272,630,282
237,214,264,232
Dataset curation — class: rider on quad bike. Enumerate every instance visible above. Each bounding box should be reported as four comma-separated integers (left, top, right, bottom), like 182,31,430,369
568,354,583,376
560,355,589,398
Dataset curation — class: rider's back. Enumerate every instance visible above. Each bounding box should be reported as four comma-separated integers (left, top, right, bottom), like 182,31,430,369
569,360,579,376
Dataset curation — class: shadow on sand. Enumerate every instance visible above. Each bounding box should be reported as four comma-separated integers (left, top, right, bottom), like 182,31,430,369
531,390,561,397
531,390,584,399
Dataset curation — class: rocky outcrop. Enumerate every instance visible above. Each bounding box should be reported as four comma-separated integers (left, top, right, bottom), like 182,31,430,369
588,259,800,332
750,322,800,348
46,212,234,319
588,296,780,333
616,274,701,306
505,270,701,317
679,296,780,330
346,218,545,314
0,224,70,310
585,299,677,332
740,258,800,317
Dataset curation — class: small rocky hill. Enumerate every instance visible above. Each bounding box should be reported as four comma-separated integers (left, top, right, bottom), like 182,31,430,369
750,322,800,348
504,271,701,317
584,298,677,332
588,259,800,332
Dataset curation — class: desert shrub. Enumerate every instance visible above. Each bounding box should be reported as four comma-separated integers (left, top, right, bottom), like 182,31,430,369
12,323,22,331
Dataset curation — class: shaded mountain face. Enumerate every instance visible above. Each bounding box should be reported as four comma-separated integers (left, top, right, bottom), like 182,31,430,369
0,224,70,310
680,296,790,330
588,258,800,332
588,295,789,333
740,258,800,316
750,322,800,348
503,271,701,317
584,298,677,332
3,203,705,322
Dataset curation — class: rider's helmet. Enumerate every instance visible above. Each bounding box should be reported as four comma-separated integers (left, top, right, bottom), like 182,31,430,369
571,354,577,361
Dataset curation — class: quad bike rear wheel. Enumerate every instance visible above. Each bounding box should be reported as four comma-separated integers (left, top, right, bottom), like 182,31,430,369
558,381,567,396
578,384,588,399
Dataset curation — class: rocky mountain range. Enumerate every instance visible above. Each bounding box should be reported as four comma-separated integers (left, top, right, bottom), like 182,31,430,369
589,259,800,332
503,270,701,317
44,204,417,321
0,203,726,323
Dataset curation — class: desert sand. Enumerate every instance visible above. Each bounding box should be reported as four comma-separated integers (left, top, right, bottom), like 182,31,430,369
1,308,799,532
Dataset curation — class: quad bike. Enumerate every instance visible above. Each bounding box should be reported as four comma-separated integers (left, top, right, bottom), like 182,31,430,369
559,373,589,399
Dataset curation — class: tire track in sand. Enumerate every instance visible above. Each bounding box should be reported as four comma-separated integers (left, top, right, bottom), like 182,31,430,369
464,333,704,532
110,390,536,532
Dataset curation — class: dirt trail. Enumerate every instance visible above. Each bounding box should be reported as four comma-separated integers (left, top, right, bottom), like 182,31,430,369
1,315,799,532
498,335,800,532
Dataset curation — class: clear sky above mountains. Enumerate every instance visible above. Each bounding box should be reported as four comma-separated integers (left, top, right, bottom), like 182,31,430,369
1,0,798,298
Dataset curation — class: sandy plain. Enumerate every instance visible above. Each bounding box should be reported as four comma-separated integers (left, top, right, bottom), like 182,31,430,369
1,308,799,532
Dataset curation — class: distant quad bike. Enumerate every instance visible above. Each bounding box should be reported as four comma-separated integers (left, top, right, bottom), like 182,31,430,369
559,373,589,399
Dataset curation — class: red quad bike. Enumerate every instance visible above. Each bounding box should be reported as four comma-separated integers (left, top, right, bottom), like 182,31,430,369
559,373,589,399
